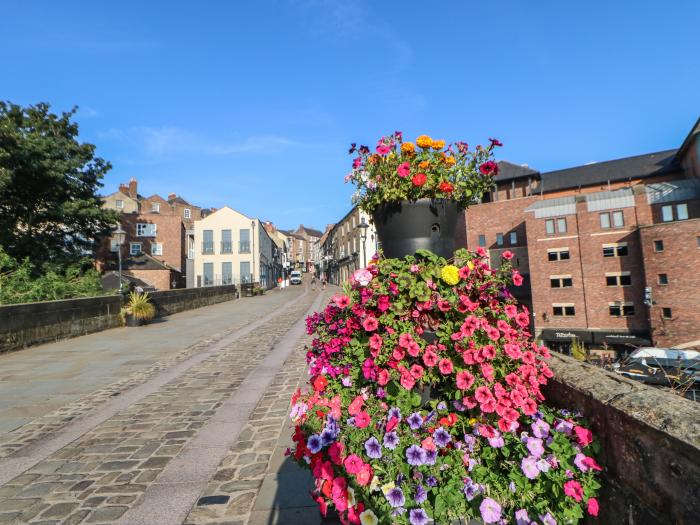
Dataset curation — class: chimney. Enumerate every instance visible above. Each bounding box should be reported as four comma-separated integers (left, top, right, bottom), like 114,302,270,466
118,183,129,195
128,178,138,199
168,193,177,201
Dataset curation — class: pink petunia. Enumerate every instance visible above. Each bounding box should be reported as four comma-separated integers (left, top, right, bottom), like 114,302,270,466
438,358,454,375
397,161,411,178
333,294,351,308
574,426,593,447
343,454,363,474
587,497,599,516
362,316,379,332
423,349,439,367
456,370,475,390
354,411,371,428
564,480,584,502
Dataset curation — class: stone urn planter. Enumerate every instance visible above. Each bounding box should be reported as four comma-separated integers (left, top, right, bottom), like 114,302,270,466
371,199,461,259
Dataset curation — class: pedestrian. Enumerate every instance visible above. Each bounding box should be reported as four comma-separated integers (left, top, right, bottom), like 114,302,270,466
321,274,327,290
311,274,317,290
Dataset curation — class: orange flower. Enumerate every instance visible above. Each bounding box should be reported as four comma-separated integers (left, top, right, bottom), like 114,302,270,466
416,135,433,149
368,154,381,165
418,160,430,170
401,142,415,153
432,139,445,150
445,155,456,165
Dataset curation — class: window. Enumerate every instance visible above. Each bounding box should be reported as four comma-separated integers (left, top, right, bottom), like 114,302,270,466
552,304,575,316
151,202,160,213
240,261,251,283
115,199,124,209
599,212,611,229
557,217,567,233
600,211,624,228
653,240,664,252
496,233,504,247
662,307,672,319
222,262,233,285
550,275,573,288
606,273,631,287
129,242,142,255
677,203,689,220
478,235,486,247
239,229,251,253
612,210,624,228
203,263,214,286
547,248,570,261
603,243,628,257
221,230,232,253
609,303,635,317
184,208,191,219
509,232,517,245
151,242,163,256
658,273,668,285
697,236,700,248
546,217,567,234
202,230,214,254
136,223,157,237
110,239,120,252
545,219,555,235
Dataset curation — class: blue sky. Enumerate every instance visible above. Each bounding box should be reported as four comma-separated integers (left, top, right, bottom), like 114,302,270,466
1,1,698,230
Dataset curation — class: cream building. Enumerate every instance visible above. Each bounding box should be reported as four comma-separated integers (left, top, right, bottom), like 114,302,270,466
193,206,279,288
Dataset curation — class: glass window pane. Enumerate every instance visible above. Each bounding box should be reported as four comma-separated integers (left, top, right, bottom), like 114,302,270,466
548,252,557,261
661,205,673,222
612,211,624,227
553,306,563,316
654,240,664,252
240,261,251,283
509,232,517,245
617,245,628,256
619,274,631,286
606,276,617,286
600,213,610,229
623,305,635,316
676,203,689,220
478,235,486,247
222,262,232,285
603,247,614,257
565,306,575,316
496,233,504,246
658,274,668,285
560,250,570,260
562,278,573,287
550,278,560,288
203,263,213,285
545,220,555,235
609,305,620,316
557,218,567,233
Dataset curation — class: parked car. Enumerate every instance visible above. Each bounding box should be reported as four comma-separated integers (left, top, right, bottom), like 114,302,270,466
612,347,700,392
290,271,303,285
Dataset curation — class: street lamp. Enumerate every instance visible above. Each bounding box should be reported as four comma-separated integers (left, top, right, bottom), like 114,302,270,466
112,225,126,293
357,217,369,268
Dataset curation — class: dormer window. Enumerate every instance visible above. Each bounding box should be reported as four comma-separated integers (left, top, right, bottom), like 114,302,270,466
152,202,160,213
184,208,191,219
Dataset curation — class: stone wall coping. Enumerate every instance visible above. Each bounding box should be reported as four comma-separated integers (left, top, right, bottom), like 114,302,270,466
547,352,700,447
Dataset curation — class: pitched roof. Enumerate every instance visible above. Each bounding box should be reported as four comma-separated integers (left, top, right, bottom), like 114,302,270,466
540,149,679,193
122,253,179,272
304,227,323,238
494,161,540,182
169,196,191,206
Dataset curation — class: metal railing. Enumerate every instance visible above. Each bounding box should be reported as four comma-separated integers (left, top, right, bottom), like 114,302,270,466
202,241,214,254
221,241,233,253
239,241,251,253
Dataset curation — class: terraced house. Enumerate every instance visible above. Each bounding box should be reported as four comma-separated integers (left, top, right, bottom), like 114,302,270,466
462,117,700,356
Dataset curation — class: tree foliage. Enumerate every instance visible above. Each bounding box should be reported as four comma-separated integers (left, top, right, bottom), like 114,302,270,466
0,247,104,305
0,101,118,269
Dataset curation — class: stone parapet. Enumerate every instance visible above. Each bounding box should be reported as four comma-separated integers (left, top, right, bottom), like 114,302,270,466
545,352,700,524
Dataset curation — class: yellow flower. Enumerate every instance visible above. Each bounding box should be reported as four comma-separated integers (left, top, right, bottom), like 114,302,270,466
401,142,415,153
369,475,381,492
467,260,475,270
469,417,478,426
381,481,395,495
441,265,460,285
360,509,379,525
445,155,456,165
432,139,446,150
416,134,433,149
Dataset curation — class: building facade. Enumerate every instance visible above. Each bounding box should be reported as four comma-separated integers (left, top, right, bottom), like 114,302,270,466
98,178,202,290
193,207,282,289
321,207,377,285
287,224,322,272
462,118,700,354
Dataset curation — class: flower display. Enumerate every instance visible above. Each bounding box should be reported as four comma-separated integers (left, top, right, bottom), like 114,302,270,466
346,132,500,213
290,248,602,524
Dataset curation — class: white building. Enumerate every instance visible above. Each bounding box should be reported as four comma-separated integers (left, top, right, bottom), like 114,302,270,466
193,206,281,289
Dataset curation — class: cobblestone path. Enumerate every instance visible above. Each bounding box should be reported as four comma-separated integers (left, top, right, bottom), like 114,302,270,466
0,284,333,525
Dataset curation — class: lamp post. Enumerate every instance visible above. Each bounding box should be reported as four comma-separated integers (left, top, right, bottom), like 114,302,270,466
112,225,126,293
357,217,369,268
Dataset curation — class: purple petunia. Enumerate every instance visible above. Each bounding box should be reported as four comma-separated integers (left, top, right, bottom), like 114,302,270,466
462,478,482,501
386,487,405,508
463,434,476,452
414,484,427,504
488,435,504,448
515,509,530,525
433,427,451,448
424,448,437,465
320,429,336,446
384,431,400,450
531,419,550,439
536,458,551,473
388,407,402,421
407,412,424,430
406,445,427,466
307,434,322,454
540,512,558,525
526,437,545,458
479,497,502,524
426,476,437,487
409,508,429,525
365,437,382,459
521,455,539,479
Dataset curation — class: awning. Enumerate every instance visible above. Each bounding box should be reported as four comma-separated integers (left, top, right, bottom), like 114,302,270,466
592,331,651,346
539,329,593,343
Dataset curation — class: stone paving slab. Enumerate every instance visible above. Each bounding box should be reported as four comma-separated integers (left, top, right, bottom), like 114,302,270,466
0,285,327,525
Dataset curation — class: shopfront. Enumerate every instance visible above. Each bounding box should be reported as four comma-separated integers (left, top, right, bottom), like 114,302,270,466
539,329,593,355
539,328,651,358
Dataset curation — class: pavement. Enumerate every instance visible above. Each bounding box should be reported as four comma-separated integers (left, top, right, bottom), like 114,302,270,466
0,281,332,525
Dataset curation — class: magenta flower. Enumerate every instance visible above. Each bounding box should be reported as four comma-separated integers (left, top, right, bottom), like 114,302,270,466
362,316,379,332
397,161,411,178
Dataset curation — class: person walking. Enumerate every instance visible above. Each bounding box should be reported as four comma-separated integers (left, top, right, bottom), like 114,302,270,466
311,274,317,291
321,274,327,290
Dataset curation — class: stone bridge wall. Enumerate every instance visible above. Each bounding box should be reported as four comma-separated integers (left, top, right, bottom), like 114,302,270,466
545,353,700,525
0,285,238,353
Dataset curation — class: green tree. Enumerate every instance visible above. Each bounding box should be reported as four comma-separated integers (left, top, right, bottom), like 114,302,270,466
0,101,117,269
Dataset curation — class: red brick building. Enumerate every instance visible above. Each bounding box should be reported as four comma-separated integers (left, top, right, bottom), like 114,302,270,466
462,118,700,354
97,179,203,290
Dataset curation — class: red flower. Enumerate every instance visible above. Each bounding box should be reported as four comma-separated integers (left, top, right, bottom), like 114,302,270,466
564,480,584,502
348,395,365,416
412,173,427,186
313,375,328,392
479,161,498,175
386,416,399,432
512,271,523,286
489,138,503,147
587,497,599,517
354,411,371,428
438,181,454,193
574,425,593,447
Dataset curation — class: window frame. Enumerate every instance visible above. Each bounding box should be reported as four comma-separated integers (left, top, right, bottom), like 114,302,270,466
547,248,570,261
609,302,635,317
129,242,142,255
184,208,191,219
653,240,664,252
478,234,486,247
136,223,157,237
115,199,124,209
151,242,163,256
661,205,673,222
612,210,624,228
545,219,555,235
662,307,673,319
552,303,575,317
605,272,632,287
657,273,668,285
599,212,611,229
550,275,573,288
496,233,504,247
676,203,689,221
509,231,517,245
151,202,160,213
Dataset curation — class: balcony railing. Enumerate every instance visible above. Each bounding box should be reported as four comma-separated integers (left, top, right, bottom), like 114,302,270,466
239,241,251,253
202,241,214,254
221,241,233,253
